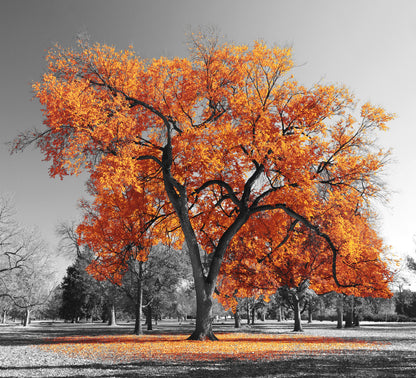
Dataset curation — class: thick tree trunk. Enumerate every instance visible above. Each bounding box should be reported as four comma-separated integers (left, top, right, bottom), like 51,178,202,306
134,262,143,335
336,294,344,329
162,148,248,341
187,287,217,340
23,309,30,327
108,303,117,326
2,310,6,324
292,294,303,332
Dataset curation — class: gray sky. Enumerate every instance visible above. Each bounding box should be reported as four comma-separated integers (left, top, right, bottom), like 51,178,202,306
1,0,415,269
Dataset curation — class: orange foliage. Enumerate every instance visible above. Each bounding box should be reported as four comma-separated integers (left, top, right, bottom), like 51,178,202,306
77,174,178,284
217,209,393,311
14,33,395,336
39,333,385,362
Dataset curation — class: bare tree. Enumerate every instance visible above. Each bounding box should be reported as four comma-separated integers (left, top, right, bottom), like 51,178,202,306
2,229,56,325
0,195,28,278
0,195,58,324
56,221,83,259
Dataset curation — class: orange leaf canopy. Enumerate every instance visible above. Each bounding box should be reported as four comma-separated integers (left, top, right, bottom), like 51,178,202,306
24,35,394,294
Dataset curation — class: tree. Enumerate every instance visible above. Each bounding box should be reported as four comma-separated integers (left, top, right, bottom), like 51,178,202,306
217,212,392,331
0,195,30,289
12,31,394,340
60,254,103,323
140,244,192,330
3,231,56,326
42,285,63,321
76,177,180,334
0,296,12,323
0,196,58,325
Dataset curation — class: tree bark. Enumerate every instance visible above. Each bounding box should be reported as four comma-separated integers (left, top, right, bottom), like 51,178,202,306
307,301,313,323
108,303,117,326
336,294,344,329
353,312,360,327
246,302,250,325
344,296,354,328
187,286,217,340
277,304,282,322
292,293,303,332
146,305,153,331
2,310,6,324
23,309,30,327
234,308,241,328
134,261,143,335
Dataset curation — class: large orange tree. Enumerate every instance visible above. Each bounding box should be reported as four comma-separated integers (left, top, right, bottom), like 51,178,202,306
13,34,394,339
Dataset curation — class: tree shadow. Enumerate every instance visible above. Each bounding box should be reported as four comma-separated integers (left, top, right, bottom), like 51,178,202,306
1,352,415,378
0,322,196,346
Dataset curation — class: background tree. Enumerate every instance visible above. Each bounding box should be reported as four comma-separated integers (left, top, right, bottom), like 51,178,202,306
60,254,103,323
77,177,178,334
166,278,195,322
12,31,394,340
3,230,56,326
42,285,63,321
0,195,31,292
0,296,12,323
140,244,192,330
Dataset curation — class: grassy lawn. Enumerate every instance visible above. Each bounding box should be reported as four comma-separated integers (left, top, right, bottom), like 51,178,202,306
0,320,415,377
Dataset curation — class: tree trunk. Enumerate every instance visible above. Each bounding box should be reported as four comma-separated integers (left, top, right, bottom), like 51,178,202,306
134,261,143,335
277,304,282,322
344,296,354,328
307,301,313,323
2,310,6,324
353,312,360,327
146,305,153,331
23,309,30,327
246,302,250,325
108,303,117,326
336,294,344,329
187,287,217,340
234,308,241,328
251,307,255,325
352,296,360,326
292,294,303,332
163,155,251,341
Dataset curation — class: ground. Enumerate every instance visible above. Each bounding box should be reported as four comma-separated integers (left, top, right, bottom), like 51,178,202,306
0,320,415,377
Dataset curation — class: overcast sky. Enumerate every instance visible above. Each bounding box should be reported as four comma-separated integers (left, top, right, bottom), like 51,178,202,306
1,0,416,274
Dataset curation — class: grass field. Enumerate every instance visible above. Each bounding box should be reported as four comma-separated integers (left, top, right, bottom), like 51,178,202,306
0,320,415,377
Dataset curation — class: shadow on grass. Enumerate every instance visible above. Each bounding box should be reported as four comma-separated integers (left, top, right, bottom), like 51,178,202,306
1,322,416,376
0,322,196,346
1,352,415,377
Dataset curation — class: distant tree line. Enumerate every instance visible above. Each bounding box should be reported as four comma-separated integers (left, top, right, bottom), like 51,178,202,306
40,241,415,332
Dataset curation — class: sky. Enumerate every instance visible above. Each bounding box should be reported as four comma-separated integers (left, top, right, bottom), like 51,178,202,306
1,0,416,280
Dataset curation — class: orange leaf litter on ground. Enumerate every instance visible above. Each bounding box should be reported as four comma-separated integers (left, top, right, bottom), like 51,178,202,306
37,333,387,362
